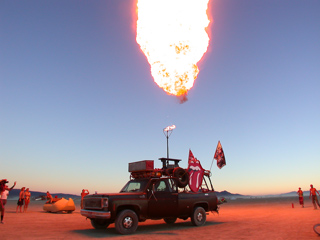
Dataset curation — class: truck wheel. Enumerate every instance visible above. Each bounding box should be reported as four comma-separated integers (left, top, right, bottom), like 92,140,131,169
191,207,206,226
115,209,138,235
173,167,189,188
90,219,110,229
164,217,177,224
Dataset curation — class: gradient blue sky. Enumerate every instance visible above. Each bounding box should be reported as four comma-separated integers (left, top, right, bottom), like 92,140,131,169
1,0,319,195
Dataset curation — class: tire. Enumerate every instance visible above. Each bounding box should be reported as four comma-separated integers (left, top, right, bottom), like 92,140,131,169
314,224,320,236
164,217,177,224
165,168,174,176
191,207,206,226
173,167,189,188
90,219,110,229
115,209,138,235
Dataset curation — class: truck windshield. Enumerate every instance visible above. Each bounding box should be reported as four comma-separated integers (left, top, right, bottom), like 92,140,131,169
120,179,148,193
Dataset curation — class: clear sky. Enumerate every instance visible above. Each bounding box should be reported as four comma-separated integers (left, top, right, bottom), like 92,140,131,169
1,0,319,196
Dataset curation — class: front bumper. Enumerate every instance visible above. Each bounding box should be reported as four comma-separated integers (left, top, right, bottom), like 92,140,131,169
80,209,111,219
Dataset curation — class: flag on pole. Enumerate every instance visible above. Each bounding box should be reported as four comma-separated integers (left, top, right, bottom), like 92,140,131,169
214,141,226,169
188,149,195,164
187,149,204,192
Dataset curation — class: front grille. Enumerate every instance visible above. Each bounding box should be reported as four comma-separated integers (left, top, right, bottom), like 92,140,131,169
84,197,103,209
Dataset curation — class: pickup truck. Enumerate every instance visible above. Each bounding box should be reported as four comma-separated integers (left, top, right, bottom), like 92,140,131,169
80,158,220,234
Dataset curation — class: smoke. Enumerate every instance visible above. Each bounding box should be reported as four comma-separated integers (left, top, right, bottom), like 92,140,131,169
178,94,188,104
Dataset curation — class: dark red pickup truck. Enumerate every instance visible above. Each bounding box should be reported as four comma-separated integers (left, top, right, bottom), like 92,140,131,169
80,158,220,234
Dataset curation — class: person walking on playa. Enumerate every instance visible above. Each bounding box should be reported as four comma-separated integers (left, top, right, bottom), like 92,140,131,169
81,189,89,209
24,188,31,212
309,184,320,210
297,187,304,208
0,179,16,223
16,187,25,213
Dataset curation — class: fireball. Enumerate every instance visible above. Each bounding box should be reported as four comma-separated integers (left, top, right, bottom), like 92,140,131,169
136,0,211,98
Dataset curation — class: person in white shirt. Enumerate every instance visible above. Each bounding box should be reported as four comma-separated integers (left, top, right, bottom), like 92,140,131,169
0,179,16,223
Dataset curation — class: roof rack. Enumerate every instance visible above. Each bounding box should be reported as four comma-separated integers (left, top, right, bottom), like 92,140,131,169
158,158,181,169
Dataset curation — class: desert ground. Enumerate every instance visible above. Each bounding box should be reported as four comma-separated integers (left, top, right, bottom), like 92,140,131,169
1,197,319,239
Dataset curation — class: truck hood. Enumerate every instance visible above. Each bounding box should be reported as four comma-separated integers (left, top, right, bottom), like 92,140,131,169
86,192,146,198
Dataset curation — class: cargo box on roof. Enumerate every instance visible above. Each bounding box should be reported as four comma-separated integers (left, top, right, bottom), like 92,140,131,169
128,160,154,172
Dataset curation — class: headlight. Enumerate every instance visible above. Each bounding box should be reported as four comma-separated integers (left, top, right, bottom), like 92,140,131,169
102,198,108,208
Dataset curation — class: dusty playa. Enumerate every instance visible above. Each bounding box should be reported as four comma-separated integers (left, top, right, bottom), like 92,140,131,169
1,197,319,239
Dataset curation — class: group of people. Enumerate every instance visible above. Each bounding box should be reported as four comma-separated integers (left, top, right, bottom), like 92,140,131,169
45,191,62,204
16,187,31,213
0,179,33,224
2,178,318,224
1,180,90,220
46,189,89,208
297,184,320,209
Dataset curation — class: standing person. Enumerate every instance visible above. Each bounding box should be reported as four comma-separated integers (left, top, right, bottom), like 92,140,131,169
0,179,16,193
309,184,320,209
46,191,53,203
16,187,25,213
81,189,89,209
24,188,31,212
297,187,304,208
0,179,16,223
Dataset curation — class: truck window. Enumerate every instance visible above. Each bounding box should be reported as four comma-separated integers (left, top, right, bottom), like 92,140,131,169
167,178,178,192
155,180,167,192
153,179,177,193
120,180,148,193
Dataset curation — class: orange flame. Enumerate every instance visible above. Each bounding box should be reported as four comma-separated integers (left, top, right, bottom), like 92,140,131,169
164,125,176,132
136,0,211,98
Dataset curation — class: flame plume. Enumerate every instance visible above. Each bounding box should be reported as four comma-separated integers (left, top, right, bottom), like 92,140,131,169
136,0,211,99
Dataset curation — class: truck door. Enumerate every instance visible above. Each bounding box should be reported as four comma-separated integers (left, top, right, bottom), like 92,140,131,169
148,179,178,218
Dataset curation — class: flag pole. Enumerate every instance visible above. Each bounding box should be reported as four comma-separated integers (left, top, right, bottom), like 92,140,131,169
210,140,219,172
209,156,214,173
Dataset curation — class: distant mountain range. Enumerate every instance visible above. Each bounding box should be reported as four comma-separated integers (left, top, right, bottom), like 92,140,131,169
215,190,247,199
278,190,309,197
8,189,245,200
5,189,308,200
214,190,310,199
6,189,80,200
